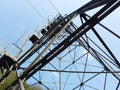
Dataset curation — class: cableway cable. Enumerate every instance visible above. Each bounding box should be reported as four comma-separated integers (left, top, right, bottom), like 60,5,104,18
48,0,61,14
26,0,46,22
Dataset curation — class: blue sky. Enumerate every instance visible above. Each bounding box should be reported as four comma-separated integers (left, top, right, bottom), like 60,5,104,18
0,0,120,90
0,0,119,43
0,0,119,57
0,0,89,42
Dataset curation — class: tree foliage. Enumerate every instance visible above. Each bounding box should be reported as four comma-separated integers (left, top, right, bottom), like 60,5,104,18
0,71,42,90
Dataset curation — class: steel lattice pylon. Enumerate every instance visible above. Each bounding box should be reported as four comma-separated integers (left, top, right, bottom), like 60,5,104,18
0,0,120,90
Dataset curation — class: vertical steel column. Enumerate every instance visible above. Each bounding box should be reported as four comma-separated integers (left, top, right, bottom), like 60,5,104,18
15,64,25,90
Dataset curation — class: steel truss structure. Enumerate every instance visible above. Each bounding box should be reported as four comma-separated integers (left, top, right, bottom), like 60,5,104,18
0,0,120,90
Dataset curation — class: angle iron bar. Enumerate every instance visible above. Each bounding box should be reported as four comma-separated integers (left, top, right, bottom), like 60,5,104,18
103,73,107,90
72,70,105,90
38,0,120,79
18,17,65,65
93,29,120,68
99,22,120,39
84,34,120,68
18,0,113,66
18,13,75,66
24,14,76,73
81,34,120,80
89,48,120,80
40,69,120,73
84,13,120,39
22,15,77,73
68,0,111,17
5,0,119,89
82,37,120,70
80,14,120,68
92,26,120,67
32,76,51,90
5,14,77,90
62,53,87,71
18,15,64,64
24,0,119,81
116,81,120,90
15,66,25,90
